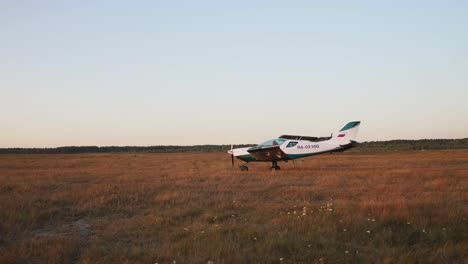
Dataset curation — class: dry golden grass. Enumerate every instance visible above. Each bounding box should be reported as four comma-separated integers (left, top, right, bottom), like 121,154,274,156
0,150,467,263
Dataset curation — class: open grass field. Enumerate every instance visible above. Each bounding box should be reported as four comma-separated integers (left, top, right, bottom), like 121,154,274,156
0,150,467,263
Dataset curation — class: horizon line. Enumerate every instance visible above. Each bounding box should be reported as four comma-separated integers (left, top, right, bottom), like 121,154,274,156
1,137,467,149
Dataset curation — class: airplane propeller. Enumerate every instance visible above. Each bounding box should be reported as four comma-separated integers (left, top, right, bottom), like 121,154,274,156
230,144,234,167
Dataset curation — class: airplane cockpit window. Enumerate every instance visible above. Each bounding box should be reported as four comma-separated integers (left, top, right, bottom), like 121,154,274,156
286,141,298,148
258,138,286,147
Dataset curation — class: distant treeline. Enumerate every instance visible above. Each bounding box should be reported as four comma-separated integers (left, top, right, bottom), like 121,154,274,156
0,145,255,154
0,139,467,154
354,138,468,152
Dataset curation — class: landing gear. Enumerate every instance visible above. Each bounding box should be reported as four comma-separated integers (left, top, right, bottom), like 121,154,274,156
271,160,281,171
237,161,282,171
239,162,249,171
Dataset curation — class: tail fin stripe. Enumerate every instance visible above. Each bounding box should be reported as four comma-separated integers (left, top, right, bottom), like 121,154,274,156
339,121,361,132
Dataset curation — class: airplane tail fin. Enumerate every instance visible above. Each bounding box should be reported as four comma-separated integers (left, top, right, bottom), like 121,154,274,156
333,121,361,142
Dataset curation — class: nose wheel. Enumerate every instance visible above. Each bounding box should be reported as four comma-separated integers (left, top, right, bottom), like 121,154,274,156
239,162,249,171
271,160,281,171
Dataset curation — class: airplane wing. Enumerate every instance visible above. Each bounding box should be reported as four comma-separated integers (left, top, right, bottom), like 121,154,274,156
247,145,287,161
279,135,332,142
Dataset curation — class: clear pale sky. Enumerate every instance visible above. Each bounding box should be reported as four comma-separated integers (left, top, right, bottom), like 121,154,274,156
1,1,467,147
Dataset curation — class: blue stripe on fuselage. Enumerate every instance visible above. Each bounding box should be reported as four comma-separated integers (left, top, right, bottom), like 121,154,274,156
237,154,257,162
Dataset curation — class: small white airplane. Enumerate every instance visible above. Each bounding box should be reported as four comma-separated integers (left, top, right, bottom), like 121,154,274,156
228,121,361,171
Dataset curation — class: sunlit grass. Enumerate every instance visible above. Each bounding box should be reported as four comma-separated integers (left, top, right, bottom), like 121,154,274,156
0,150,467,263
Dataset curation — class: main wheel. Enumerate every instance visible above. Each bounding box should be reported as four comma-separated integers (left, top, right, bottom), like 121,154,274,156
240,166,249,171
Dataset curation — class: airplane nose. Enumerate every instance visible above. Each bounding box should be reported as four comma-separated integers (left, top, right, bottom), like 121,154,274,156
227,150,233,155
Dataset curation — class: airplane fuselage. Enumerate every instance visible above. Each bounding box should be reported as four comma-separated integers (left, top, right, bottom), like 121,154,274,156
230,138,357,162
